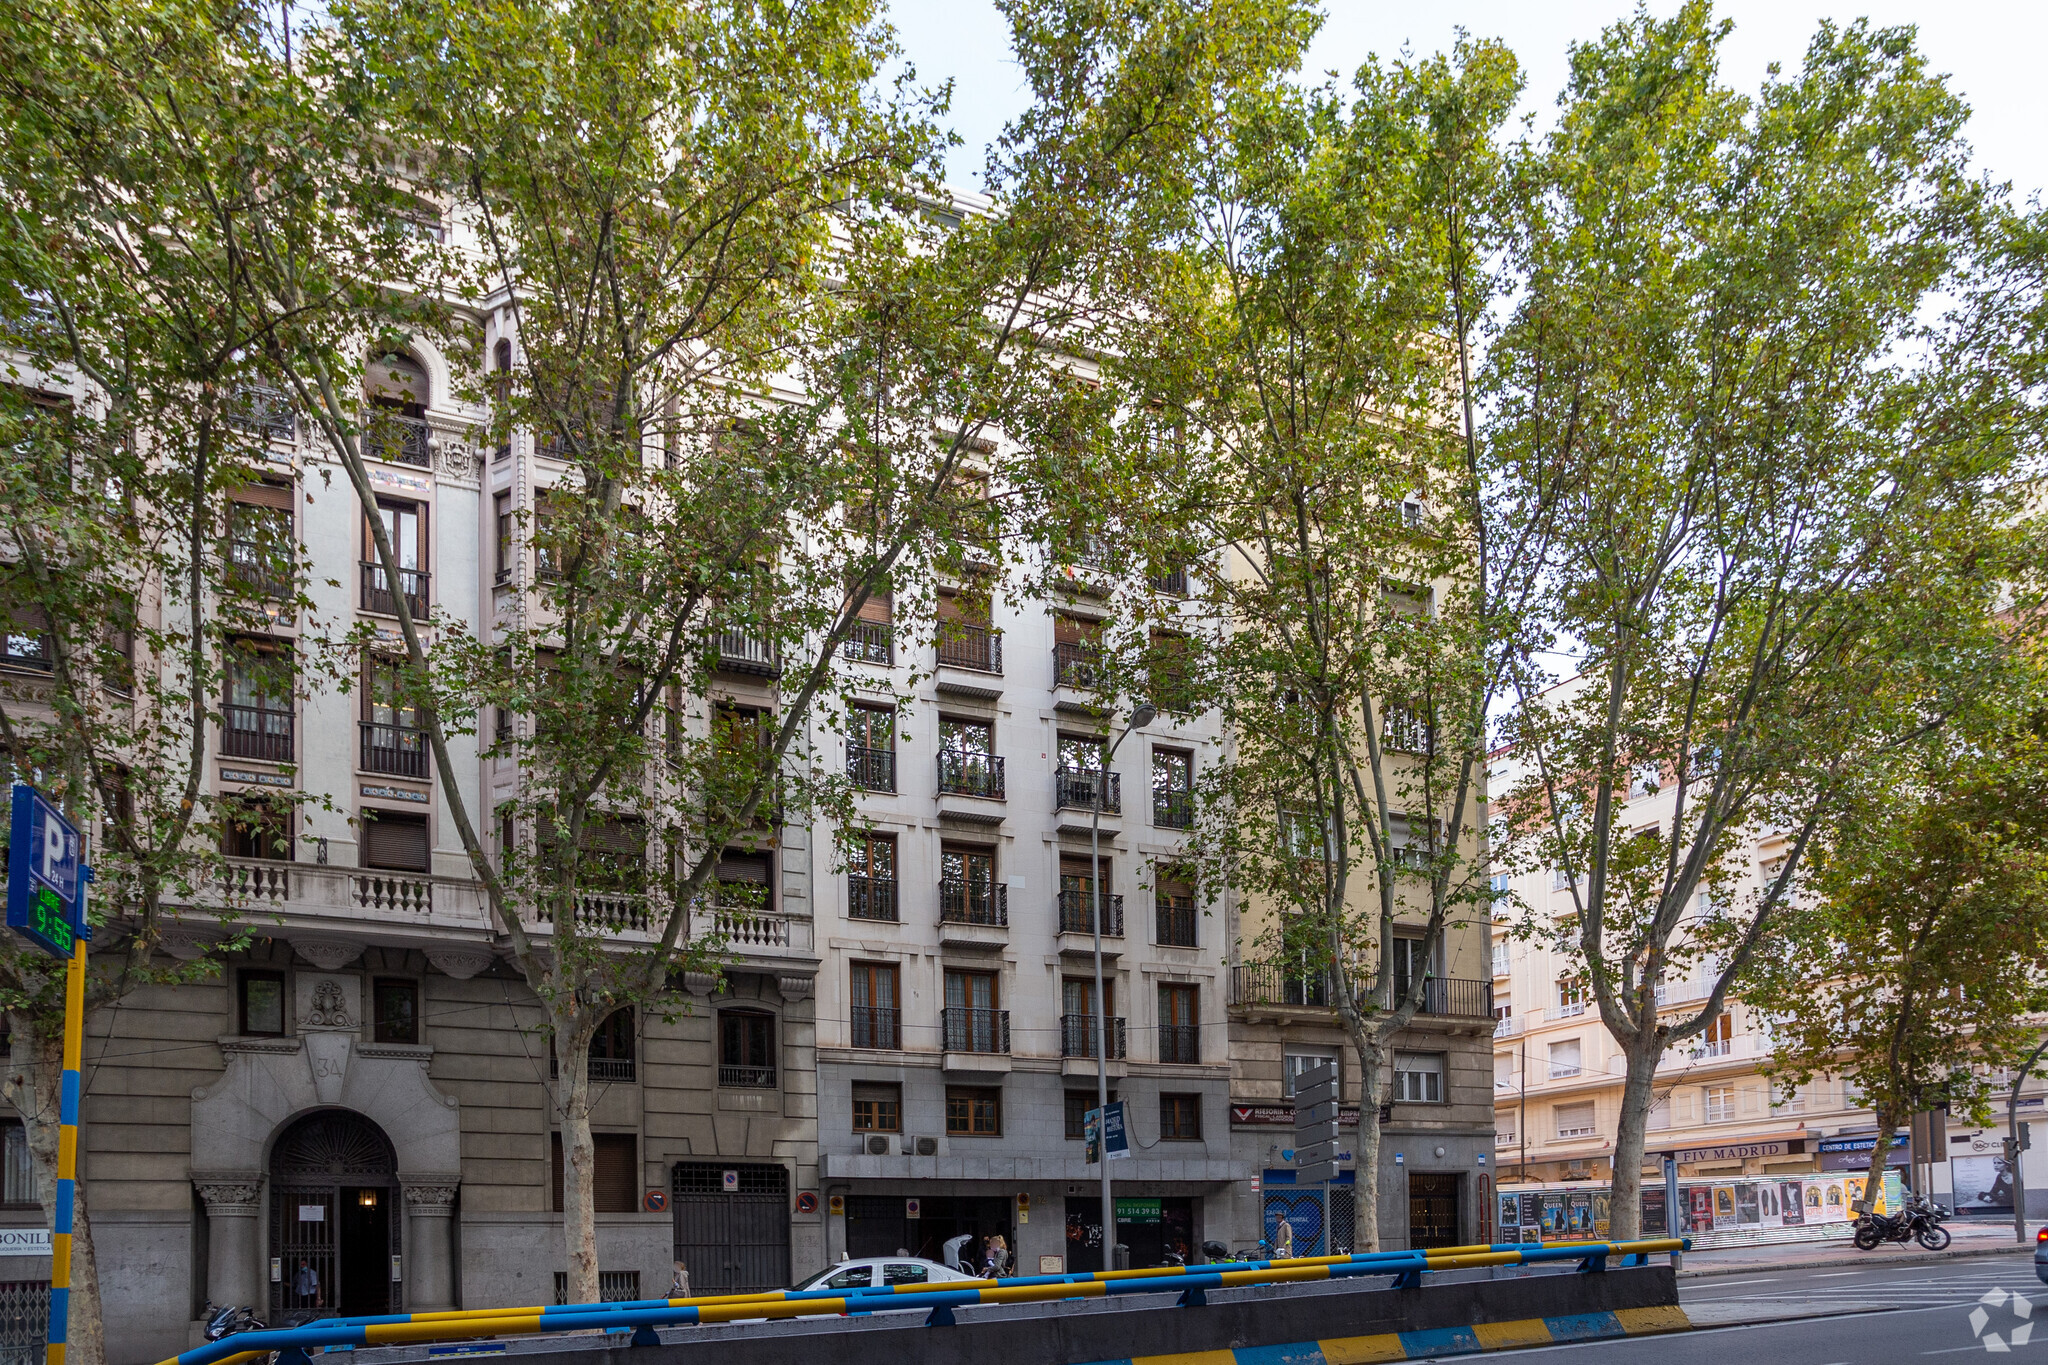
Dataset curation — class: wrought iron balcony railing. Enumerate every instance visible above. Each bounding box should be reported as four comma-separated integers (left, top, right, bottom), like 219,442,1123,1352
359,720,428,778
1055,768,1120,814
360,562,429,618
851,1005,900,1050
1060,1014,1126,1060
1158,1023,1201,1064
937,622,1002,673
1053,641,1101,688
847,744,895,793
939,879,1008,926
848,874,898,922
937,751,1005,800
1057,888,1123,937
844,619,893,666
941,1006,1010,1054
221,704,293,761
1155,895,1198,947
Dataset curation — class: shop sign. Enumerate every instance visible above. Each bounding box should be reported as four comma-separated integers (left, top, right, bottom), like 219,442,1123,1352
0,1229,51,1256
1114,1197,1162,1224
1230,1105,1362,1127
1671,1139,1797,1164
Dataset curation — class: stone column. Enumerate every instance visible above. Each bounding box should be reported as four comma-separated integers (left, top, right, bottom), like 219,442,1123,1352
193,1174,264,1312
401,1178,459,1311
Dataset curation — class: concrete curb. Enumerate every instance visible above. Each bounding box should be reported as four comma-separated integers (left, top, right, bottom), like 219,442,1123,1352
1678,1243,2033,1280
1079,1307,1693,1364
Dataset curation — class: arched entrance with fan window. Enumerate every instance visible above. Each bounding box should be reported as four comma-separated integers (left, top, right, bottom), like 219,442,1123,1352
268,1110,401,1323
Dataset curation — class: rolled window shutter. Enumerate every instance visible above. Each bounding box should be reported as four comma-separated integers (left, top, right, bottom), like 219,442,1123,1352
595,1134,637,1213
363,812,429,871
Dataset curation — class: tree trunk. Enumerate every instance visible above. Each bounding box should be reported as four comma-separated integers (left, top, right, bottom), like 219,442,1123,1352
1860,1108,1903,1214
1607,1043,1661,1242
1351,1033,1387,1252
7,1027,103,1365
554,1027,600,1306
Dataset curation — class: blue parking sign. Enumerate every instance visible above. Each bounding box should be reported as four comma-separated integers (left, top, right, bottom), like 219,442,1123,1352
7,784,86,959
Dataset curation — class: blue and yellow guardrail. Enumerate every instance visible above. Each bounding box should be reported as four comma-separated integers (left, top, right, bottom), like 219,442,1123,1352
159,1238,1687,1365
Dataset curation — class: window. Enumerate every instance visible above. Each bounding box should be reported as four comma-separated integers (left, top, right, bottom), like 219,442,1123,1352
363,500,427,616
221,795,292,861
940,844,1002,924
943,969,1002,1053
1152,748,1193,829
846,592,892,665
550,1131,637,1213
1381,703,1432,753
0,604,51,672
362,653,427,778
1065,1089,1117,1140
373,979,418,1044
494,492,512,581
1555,1102,1596,1139
1283,1051,1338,1098
1699,1011,1732,1057
945,1086,1001,1137
1548,1038,1583,1079
1052,614,1102,687
1160,1093,1202,1140
589,1009,635,1081
227,494,294,600
360,808,430,872
847,831,898,921
1155,878,1197,947
719,1010,776,1087
1705,1085,1735,1123
847,705,895,792
936,717,1002,797
1394,1052,1444,1103
1144,630,1195,713
882,1262,928,1286
1554,976,1589,1016
935,588,1000,672
239,971,285,1037
0,1123,30,1205
852,1082,902,1133
534,490,564,578
1391,935,1436,996
222,641,294,760
1158,983,1199,1064
1552,866,1572,891
850,962,900,1049
1057,854,1114,934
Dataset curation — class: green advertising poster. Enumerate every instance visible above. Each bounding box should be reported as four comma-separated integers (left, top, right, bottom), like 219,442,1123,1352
1114,1197,1163,1224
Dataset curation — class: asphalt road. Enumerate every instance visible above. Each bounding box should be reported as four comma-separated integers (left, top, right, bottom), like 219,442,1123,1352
1451,1251,2046,1362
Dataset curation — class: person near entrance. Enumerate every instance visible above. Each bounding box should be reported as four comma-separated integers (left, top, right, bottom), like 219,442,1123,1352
294,1260,322,1307
941,1231,975,1272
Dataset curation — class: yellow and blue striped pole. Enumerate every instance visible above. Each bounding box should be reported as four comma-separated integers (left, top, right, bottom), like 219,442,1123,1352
45,868,87,1365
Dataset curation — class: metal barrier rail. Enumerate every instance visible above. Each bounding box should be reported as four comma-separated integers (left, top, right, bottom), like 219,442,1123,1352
162,1239,1686,1365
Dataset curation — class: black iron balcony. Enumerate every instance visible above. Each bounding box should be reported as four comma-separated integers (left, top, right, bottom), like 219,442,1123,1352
1155,895,1198,947
718,1064,776,1088
1158,1023,1201,1065
227,385,295,440
848,874,898,922
1229,963,1331,1009
1055,768,1120,814
228,542,293,601
847,744,895,792
1150,565,1189,596
361,562,429,618
941,1006,1010,1054
1362,974,1495,1020
937,622,1002,673
845,619,893,666
589,1056,636,1083
851,1005,900,1050
359,720,428,778
365,411,430,467
940,879,1008,926
1053,641,1101,688
221,703,293,760
1058,888,1123,937
714,630,779,676
1153,789,1193,829
937,751,1005,800
1060,1014,1126,1060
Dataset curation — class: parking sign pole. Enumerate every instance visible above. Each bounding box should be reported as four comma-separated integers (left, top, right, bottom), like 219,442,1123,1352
46,856,85,1365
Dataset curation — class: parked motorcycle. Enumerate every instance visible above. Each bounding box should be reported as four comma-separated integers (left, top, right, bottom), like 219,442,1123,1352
203,1303,267,1340
1852,1195,1952,1251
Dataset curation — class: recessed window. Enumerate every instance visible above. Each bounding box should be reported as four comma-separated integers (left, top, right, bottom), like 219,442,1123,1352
373,978,418,1044
719,1010,776,1088
1393,1052,1444,1103
239,971,286,1037
551,1131,637,1213
945,1086,1001,1137
360,808,430,872
1065,1089,1116,1141
1160,1093,1202,1140
1555,1101,1596,1139
1705,1085,1735,1122
852,1083,902,1133
0,1123,31,1205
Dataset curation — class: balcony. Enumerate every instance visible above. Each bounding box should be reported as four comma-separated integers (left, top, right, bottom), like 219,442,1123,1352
1551,1001,1589,1020
1158,1023,1201,1064
360,562,429,618
360,720,429,778
714,631,779,677
1229,964,1496,1021
848,874,897,922
1492,945,1512,977
227,385,295,441
1229,964,1331,1009
1053,641,1101,689
222,860,291,903
530,891,651,936
936,623,1002,674
1155,895,1197,947
939,879,1008,926
1055,768,1120,814
851,1005,900,1050
694,901,794,949
1060,1014,1126,1060
941,1006,1009,1054
228,542,293,601
364,411,430,467
1058,889,1123,937
1153,790,1193,829
1548,1062,1583,1080
847,744,895,793
719,1064,776,1089
845,620,892,666
937,752,1005,800
1494,1013,1522,1039
1150,566,1189,596
221,704,293,761
1369,975,1495,1020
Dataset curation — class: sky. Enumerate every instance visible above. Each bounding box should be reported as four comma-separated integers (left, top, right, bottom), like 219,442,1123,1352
885,0,2048,203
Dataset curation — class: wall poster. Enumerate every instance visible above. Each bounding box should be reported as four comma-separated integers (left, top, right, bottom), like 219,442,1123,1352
1951,1154,2015,1214
1780,1181,1805,1225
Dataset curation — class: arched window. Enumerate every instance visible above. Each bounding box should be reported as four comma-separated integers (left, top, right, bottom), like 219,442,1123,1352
365,352,428,416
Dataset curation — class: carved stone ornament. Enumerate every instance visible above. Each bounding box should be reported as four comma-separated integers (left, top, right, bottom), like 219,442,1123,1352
426,947,495,980
194,1180,261,1215
303,979,353,1029
295,939,365,971
681,971,719,997
159,928,216,962
433,438,478,480
777,974,815,1002
402,1182,459,1211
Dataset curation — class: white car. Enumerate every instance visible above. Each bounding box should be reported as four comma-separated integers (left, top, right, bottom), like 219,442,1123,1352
792,1257,982,1296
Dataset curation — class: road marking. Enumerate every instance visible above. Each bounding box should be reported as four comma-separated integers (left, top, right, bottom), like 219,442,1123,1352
1687,1277,1781,1287
1810,1271,1867,1277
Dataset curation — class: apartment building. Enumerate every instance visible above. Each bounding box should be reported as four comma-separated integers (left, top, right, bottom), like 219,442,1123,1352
1,323,825,1362
1488,743,2048,1236
809,546,1240,1276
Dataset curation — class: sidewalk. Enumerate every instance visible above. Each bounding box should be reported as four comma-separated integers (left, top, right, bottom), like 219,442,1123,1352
1677,1216,2035,1279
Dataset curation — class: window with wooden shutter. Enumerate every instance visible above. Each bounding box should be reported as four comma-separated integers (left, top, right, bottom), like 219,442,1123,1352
360,809,429,871
552,1131,639,1213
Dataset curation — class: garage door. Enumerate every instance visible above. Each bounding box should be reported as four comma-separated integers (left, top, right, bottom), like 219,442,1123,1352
671,1163,790,1294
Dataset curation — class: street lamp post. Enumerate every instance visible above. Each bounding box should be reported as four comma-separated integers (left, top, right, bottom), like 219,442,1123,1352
1093,701,1155,1272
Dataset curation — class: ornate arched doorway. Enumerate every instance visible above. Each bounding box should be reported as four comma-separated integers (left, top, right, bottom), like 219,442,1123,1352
268,1110,401,1322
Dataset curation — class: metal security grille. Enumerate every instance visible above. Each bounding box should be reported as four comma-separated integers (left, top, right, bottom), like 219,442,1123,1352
267,1111,401,1322
270,1186,338,1319
1262,1192,1325,1257
0,1281,47,1365
553,1271,641,1304
1327,1187,1357,1255
1407,1172,1462,1249
671,1163,789,1295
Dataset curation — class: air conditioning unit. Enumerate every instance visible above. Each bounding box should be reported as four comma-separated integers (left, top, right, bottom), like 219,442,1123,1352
866,1135,890,1156
917,1137,938,1156
901,1135,922,1156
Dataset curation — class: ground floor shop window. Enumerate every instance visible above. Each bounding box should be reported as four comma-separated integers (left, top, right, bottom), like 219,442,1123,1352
844,1193,1012,1264
1063,1195,1194,1272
